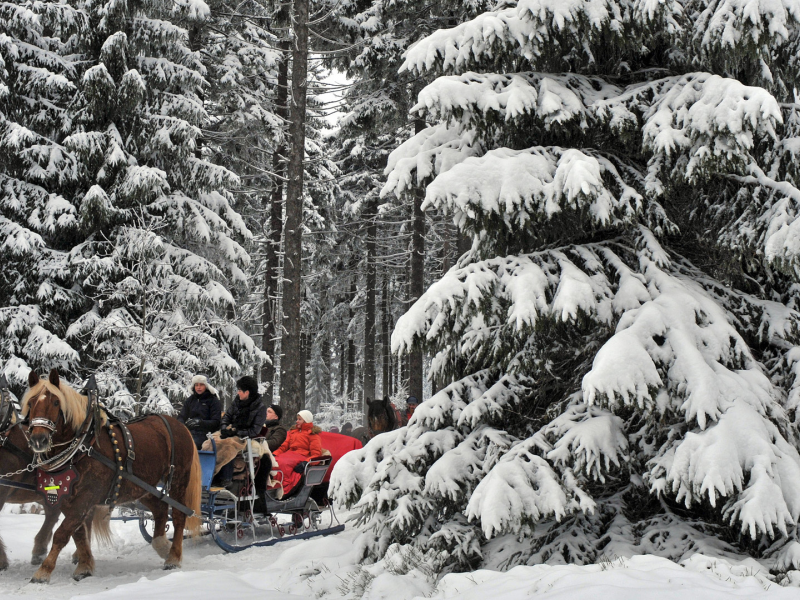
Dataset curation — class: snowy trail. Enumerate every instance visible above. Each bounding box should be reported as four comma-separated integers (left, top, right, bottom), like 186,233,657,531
0,511,355,600
0,511,798,599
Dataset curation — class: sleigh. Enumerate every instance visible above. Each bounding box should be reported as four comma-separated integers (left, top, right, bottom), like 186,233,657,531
137,431,359,552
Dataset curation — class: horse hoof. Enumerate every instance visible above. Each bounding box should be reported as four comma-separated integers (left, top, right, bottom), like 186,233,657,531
163,563,180,571
72,571,92,581
30,575,50,584
31,555,44,566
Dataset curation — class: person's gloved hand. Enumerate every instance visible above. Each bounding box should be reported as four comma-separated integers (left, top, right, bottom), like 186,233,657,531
220,428,237,439
184,418,200,429
293,461,308,473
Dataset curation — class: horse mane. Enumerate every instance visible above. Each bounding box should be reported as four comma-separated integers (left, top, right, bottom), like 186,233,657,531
386,401,398,429
21,380,107,429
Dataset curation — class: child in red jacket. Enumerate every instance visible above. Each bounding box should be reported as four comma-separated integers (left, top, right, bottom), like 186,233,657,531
273,410,323,494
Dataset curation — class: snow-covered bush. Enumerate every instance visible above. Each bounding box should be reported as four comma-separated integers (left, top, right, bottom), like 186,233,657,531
330,0,800,573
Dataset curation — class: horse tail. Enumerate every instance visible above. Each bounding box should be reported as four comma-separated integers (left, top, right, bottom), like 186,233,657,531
91,505,114,546
184,442,203,537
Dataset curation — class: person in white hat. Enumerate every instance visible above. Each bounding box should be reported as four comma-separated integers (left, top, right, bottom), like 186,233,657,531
178,374,222,449
271,409,323,496
274,410,321,457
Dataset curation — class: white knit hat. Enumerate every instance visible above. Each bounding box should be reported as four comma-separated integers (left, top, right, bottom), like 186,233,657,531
189,374,217,396
297,410,313,424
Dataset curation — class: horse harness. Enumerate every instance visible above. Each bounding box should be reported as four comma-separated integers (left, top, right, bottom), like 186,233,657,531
0,378,191,515
85,414,182,513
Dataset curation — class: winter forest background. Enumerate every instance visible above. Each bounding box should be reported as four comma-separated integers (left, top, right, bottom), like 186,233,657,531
6,0,800,581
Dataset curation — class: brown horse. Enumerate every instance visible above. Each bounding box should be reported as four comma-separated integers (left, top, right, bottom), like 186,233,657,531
0,421,111,568
0,375,111,569
23,370,201,582
351,397,404,444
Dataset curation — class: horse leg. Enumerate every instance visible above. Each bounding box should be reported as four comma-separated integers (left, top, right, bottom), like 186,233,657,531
32,504,60,565
163,509,186,570
141,499,171,560
31,510,86,583
0,498,7,571
71,511,94,564
70,515,95,580
0,535,7,571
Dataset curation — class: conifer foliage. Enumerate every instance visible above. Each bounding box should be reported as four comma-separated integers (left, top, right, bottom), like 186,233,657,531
0,0,261,412
331,0,800,572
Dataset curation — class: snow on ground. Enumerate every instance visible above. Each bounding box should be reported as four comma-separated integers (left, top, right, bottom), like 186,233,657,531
0,508,798,599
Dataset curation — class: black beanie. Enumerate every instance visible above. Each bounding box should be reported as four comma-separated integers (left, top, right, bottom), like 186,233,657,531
269,404,283,421
236,375,258,396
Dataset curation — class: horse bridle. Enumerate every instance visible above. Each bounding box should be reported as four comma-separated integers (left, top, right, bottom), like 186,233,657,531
26,392,67,451
29,417,57,433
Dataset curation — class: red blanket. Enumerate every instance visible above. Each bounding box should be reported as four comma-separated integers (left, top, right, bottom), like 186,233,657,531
274,432,362,495
319,432,363,483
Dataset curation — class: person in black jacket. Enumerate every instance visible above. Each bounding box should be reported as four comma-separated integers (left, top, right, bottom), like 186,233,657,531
220,375,267,439
262,404,287,452
217,375,267,487
253,404,287,506
178,375,222,449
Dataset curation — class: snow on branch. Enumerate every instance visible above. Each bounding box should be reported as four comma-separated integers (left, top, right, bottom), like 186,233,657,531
413,71,622,132
635,73,782,192
381,123,481,199
466,437,595,538
694,0,800,56
400,0,678,76
0,215,44,256
423,146,642,235
391,243,652,362
540,403,629,483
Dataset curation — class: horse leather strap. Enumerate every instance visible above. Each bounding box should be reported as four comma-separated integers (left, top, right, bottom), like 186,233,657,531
116,420,135,472
86,446,194,516
156,415,176,496
0,477,36,491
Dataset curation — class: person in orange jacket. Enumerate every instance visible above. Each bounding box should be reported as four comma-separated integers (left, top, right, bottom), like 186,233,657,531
274,410,322,458
272,410,322,495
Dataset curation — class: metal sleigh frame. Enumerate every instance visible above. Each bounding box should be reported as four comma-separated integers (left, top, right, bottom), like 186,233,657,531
132,436,345,552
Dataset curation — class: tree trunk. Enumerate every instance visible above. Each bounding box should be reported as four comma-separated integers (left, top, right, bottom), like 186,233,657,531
261,40,289,397
381,275,391,399
408,119,426,402
280,0,309,420
347,278,356,415
457,228,471,258
339,333,346,399
302,328,312,411
363,209,377,408
322,333,331,403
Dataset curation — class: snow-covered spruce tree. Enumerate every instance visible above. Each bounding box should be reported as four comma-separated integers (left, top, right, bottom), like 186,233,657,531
0,1,87,383
71,0,264,414
330,0,800,573
1,0,262,411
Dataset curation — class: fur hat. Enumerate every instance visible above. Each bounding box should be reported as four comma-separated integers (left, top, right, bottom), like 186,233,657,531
189,374,217,396
298,410,313,423
235,375,259,396
268,404,283,421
